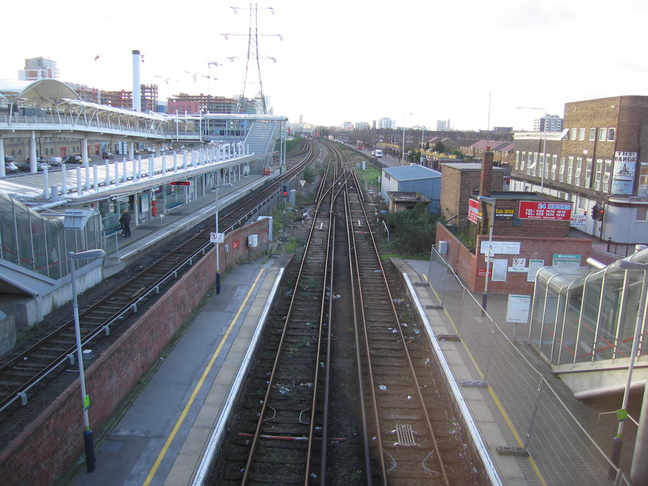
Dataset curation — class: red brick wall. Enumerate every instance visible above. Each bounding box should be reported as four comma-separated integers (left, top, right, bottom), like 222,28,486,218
0,218,270,485
437,223,592,296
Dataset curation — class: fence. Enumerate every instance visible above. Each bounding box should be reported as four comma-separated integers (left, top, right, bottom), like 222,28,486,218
419,247,634,485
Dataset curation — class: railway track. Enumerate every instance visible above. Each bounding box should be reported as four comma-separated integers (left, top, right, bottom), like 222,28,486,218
0,142,317,418
209,142,481,484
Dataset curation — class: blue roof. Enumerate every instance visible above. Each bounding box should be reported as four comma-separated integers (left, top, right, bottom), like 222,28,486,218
383,165,441,181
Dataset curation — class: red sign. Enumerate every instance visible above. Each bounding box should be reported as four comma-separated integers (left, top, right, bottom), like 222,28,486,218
518,201,572,220
468,199,480,224
477,268,492,277
232,240,240,249
170,181,191,186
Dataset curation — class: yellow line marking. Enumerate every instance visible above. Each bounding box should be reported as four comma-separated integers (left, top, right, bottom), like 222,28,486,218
143,268,266,486
422,273,547,486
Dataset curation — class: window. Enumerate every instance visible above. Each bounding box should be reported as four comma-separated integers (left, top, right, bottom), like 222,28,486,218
589,128,596,141
520,151,525,170
639,162,648,196
515,151,521,170
559,158,566,182
552,157,559,180
570,128,577,141
585,158,593,187
608,128,616,141
579,128,585,140
567,157,574,184
602,160,612,192
637,208,648,222
594,159,603,191
575,157,582,186
599,128,607,141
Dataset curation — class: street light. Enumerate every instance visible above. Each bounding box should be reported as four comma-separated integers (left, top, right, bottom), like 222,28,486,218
69,248,106,473
607,259,648,481
402,113,412,164
478,195,496,312
213,181,233,294
517,107,547,191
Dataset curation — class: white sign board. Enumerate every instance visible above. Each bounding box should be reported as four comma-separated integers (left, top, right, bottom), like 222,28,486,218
210,232,225,244
506,294,531,323
480,240,521,255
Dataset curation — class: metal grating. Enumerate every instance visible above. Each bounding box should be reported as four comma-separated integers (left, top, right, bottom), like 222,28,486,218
395,424,417,446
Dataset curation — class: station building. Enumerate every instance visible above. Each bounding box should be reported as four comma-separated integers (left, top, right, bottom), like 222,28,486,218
0,79,288,330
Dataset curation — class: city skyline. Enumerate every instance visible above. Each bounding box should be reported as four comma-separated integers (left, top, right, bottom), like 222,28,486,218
2,0,647,130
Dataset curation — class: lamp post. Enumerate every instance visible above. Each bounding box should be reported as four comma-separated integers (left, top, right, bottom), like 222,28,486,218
214,181,233,294
478,196,496,312
517,107,547,191
69,248,106,473
608,260,648,481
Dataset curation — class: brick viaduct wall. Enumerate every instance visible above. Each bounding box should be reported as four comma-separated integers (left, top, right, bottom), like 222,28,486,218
437,223,592,296
0,217,271,485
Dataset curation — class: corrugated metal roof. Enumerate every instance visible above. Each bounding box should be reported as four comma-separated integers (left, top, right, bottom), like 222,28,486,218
383,165,441,181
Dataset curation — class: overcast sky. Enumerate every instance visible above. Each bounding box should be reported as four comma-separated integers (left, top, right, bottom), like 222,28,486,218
3,0,648,130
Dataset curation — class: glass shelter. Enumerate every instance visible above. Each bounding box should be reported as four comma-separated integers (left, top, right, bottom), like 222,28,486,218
530,249,648,367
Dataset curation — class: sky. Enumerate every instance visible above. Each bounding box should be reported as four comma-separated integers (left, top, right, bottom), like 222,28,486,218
3,0,648,131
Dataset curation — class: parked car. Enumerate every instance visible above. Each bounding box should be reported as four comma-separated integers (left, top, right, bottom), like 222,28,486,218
61,155,82,164
49,157,63,166
102,152,114,160
4,156,18,173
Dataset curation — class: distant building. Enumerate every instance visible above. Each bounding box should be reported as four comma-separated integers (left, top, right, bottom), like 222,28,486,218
19,57,59,81
167,94,238,115
377,118,396,129
534,114,563,132
437,119,451,131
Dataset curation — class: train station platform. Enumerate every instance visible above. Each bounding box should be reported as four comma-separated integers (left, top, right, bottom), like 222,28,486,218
64,251,636,484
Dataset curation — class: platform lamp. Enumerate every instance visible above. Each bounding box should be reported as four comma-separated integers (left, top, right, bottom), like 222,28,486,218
214,182,232,294
69,248,106,473
477,195,496,312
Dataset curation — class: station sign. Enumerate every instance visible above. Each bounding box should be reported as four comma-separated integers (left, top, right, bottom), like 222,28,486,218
170,181,192,186
518,201,572,220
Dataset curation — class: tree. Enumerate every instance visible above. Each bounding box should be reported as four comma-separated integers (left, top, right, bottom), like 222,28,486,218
433,141,446,153
385,203,438,255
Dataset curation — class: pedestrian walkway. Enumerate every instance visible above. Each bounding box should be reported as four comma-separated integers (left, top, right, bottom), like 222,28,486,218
397,258,636,485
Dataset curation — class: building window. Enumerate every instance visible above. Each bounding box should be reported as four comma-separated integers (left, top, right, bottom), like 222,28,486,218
579,128,585,140
567,157,574,184
602,160,612,192
599,128,607,141
638,162,648,196
520,151,526,170
594,159,603,191
552,157,559,180
637,208,648,222
559,158,566,182
570,127,578,140
515,151,521,170
585,158,593,187
608,128,616,141
589,128,596,141
575,157,582,186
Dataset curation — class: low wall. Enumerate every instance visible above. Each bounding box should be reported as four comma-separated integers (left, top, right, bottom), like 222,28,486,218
0,218,271,485
437,223,592,295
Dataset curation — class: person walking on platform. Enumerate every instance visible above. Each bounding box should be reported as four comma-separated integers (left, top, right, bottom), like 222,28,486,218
119,209,132,237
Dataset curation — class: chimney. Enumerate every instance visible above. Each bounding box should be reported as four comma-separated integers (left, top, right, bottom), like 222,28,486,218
132,50,141,112
479,148,494,197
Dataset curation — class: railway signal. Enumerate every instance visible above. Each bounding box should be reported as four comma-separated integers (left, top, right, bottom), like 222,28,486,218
281,184,288,197
591,204,599,220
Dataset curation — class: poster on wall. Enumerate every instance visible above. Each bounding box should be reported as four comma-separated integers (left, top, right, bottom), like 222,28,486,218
492,259,508,281
527,259,545,282
611,151,636,195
